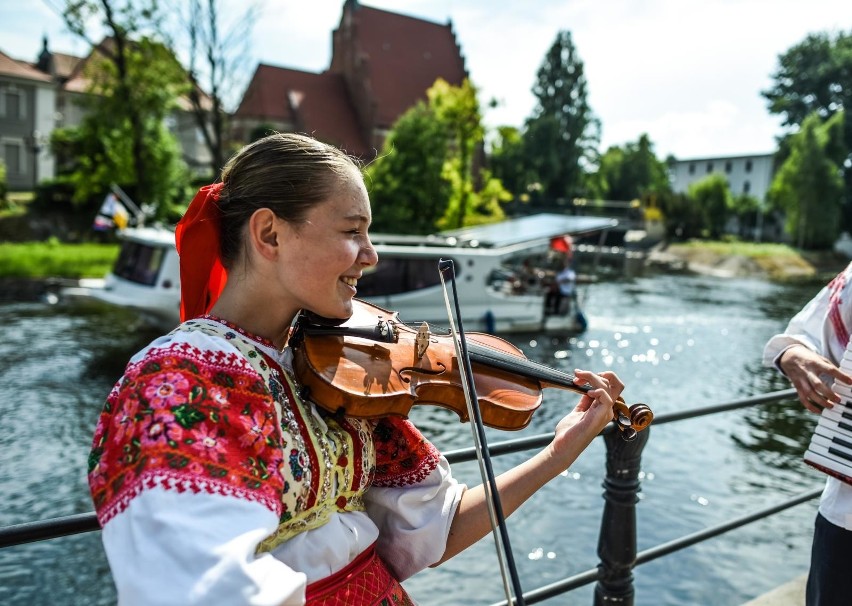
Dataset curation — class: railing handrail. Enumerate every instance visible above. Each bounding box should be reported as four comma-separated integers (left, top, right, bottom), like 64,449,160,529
487,486,822,606
0,386,816,606
443,387,799,464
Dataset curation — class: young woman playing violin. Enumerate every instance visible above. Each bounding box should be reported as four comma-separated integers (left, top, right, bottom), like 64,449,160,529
87,133,625,605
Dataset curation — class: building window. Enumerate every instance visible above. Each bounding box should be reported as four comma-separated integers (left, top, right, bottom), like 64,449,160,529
2,140,24,175
725,161,732,173
688,163,695,175
707,162,714,173
745,160,753,173
743,180,751,194
0,87,26,119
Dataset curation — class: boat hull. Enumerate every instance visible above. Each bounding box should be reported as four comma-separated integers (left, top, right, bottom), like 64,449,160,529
61,214,611,335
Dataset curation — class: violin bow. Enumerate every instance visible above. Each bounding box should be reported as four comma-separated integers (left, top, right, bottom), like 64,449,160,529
438,259,526,606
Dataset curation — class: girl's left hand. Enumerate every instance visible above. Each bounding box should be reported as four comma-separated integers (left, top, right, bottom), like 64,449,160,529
551,369,624,454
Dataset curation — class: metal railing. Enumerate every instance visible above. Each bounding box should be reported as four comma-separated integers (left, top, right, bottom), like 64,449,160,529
0,387,820,606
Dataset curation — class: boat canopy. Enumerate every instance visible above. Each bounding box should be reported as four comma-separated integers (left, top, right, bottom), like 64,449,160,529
370,214,618,250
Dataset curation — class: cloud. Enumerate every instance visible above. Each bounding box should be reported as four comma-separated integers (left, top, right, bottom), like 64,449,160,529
2,0,850,158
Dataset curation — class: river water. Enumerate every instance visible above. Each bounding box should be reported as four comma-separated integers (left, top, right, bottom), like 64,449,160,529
0,270,837,605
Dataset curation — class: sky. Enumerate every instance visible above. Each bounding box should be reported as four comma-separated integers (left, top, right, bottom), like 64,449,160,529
2,0,851,160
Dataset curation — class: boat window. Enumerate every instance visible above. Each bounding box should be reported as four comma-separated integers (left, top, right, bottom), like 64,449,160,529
113,242,165,286
357,256,454,296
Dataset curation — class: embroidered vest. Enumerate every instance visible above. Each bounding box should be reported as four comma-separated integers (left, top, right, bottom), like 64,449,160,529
177,319,376,551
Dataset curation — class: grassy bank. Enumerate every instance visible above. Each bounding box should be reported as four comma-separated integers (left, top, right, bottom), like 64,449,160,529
0,237,847,282
665,240,848,281
0,240,119,279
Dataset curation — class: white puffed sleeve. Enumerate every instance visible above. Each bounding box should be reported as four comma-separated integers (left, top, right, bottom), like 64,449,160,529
102,489,306,606
763,262,852,369
365,455,464,581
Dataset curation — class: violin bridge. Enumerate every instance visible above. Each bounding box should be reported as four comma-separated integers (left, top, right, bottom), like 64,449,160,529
415,322,431,359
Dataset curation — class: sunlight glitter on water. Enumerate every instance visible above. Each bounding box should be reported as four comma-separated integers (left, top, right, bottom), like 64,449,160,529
0,273,834,606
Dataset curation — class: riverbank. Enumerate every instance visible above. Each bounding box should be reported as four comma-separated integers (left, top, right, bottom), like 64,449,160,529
647,241,849,282
1,240,848,304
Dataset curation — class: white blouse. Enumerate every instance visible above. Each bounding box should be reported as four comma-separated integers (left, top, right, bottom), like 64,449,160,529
90,321,465,605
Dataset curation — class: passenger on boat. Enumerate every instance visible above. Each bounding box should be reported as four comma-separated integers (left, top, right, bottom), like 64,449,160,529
545,248,577,315
764,262,852,606
87,133,622,605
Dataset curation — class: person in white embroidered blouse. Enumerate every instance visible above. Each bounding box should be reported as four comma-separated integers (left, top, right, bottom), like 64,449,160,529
88,132,623,605
763,262,852,606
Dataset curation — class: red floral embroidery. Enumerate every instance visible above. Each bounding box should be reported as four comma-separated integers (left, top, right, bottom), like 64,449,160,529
88,341,285,525
371,417,440,487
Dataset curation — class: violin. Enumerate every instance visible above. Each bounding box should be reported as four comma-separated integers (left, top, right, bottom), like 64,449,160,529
289,299,653,438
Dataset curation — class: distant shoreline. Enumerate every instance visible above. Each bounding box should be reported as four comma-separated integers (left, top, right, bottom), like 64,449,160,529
647,243,849,282
0,277,76,302
2,243,848,305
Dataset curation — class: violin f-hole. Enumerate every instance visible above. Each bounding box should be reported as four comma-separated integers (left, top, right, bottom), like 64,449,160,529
398,363,447,384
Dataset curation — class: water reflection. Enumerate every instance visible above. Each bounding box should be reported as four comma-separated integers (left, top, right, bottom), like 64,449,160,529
0,272,839,606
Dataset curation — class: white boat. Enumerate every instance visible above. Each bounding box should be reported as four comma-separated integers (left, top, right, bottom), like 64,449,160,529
62,214,618,333
61,226,182,328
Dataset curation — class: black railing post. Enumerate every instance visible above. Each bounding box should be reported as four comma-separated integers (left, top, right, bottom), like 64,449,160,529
593,427,649,605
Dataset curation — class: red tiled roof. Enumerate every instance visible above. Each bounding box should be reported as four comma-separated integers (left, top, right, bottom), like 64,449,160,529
233,3,468,157
351,6,467,127
52,52,82,80
235,64,368,156
0,49,52,82
62,38,117,93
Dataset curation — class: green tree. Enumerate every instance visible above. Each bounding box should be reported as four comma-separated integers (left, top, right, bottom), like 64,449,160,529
729,193,761,239
56,0,189,218
488,126,531,198
524,31,600,202
658,191,704,240
589,134,671,201
368,79,509,233
168,0,258,177
763,30,852,225
366,102,451,234
428,79,488,229
687,173,733,239
0,160,6,207
768,111,846,249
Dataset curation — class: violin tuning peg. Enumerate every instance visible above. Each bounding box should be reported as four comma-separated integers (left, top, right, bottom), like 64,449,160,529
616,412,633,428
619,427,638,442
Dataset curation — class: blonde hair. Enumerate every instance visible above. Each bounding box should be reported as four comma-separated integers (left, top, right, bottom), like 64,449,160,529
216,133,362,266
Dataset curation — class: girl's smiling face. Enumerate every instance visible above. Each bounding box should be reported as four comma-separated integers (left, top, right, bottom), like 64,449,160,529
276,168,378,321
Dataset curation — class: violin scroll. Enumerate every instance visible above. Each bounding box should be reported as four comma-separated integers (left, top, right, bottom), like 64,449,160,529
611,399,653,441
628,402,654,430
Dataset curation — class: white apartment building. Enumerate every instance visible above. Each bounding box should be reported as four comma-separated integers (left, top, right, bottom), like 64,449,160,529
669,153,775,201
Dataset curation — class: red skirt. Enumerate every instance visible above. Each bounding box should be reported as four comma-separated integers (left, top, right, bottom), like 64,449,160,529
305,544,416,606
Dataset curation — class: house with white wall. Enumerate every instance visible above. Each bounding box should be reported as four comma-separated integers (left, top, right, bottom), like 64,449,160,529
0,37,211,191
0,49,56,190
669,153,776,201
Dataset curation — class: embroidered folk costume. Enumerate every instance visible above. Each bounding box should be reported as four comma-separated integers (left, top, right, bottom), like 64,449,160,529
764,262,852,531
88,182,464,604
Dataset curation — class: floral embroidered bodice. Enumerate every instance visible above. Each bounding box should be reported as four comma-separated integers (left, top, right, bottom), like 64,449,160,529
89,317,441,551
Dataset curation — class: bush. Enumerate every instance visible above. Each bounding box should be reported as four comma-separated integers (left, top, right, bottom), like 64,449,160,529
0,160,7,207
33,177,81,210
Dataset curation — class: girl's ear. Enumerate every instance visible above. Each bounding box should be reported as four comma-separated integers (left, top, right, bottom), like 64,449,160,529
247,208,280,261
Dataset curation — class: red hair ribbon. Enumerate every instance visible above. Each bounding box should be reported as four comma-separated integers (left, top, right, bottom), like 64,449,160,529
175,182,227,321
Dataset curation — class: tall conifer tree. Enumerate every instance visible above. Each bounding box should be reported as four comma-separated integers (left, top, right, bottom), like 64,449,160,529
524,31,600,202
